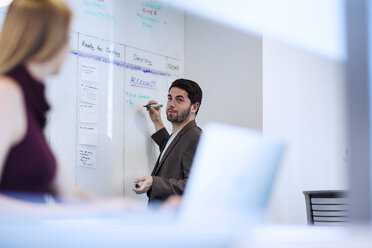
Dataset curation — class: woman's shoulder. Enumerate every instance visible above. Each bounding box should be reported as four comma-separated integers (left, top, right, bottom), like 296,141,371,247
0,76,23,101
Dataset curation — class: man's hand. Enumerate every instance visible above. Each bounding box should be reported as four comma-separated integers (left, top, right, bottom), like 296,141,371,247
132,175,153,194
146,100,164,131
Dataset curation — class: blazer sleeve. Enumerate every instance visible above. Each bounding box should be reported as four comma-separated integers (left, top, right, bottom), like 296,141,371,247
148,132,200,200
151,127,170,152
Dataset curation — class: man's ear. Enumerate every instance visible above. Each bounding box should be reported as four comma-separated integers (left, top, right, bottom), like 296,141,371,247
191,102,200,114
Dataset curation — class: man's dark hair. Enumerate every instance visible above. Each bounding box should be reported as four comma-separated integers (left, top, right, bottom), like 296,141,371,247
169,78,203,115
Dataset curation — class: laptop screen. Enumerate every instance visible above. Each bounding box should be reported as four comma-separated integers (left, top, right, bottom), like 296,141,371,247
178,122,284,226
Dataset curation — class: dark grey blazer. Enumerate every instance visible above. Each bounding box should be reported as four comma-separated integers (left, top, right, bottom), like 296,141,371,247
147,120,202,202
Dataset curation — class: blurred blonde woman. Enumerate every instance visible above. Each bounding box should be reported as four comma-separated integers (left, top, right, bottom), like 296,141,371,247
0,0,136,216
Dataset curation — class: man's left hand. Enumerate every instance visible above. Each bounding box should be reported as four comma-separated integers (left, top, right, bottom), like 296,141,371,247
132,175,153,194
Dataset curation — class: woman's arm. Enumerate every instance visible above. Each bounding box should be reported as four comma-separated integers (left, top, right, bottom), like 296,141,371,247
0,77,26,182
51,163,96,202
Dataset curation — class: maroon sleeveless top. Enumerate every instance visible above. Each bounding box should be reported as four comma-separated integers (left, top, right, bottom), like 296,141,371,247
0,66,57,195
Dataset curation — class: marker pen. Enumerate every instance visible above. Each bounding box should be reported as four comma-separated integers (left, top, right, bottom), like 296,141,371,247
143,104,163,109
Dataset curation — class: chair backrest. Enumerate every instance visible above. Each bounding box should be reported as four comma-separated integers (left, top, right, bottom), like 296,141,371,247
303,190,349,226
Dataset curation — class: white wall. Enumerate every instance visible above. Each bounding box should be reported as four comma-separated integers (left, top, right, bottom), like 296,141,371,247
263,38,348,224
184,14,262,130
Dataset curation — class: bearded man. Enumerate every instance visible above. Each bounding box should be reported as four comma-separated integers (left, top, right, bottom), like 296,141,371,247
133,79,203,203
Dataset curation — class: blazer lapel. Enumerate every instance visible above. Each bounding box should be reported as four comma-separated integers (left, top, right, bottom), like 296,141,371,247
153,120,197,175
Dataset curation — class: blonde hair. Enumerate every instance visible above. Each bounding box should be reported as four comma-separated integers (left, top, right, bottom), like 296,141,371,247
0,0,72,75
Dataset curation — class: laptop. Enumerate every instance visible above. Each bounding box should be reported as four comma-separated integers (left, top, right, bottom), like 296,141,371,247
178,122,284,226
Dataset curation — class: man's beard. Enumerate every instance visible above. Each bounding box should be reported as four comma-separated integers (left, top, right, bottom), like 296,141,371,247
167,105,192,124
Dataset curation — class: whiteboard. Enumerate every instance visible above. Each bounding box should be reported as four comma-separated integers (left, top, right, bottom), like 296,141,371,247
49,0,184,202
67,0,184,59
0,0,185,203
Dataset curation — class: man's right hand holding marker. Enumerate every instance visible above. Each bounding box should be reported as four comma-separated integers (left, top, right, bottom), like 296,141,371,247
145,100,164,132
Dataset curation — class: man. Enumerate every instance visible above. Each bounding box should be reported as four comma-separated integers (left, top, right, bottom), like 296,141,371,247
132,79,202,203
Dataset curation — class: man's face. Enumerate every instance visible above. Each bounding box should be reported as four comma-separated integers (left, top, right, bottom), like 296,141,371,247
166,87,193,124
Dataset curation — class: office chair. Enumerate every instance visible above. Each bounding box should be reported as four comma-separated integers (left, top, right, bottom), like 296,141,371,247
303,190,349,226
